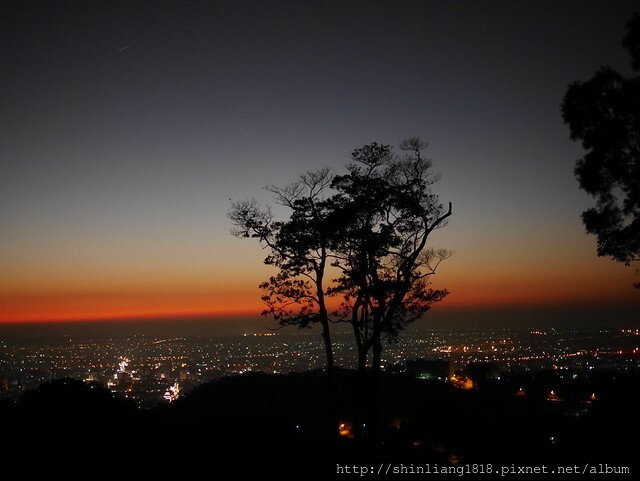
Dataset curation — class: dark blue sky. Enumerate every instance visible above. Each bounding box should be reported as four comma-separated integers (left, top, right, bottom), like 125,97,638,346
1,0,638,325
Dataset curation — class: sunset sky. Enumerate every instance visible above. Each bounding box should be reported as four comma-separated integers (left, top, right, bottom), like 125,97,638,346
1,1,638,327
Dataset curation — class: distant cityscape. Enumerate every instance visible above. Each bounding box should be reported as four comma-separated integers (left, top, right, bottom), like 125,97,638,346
1,327,638,407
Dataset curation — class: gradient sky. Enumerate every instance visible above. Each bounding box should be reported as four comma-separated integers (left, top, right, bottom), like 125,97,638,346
1,0,638,327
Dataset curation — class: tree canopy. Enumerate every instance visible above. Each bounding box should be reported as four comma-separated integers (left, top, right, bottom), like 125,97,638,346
562,13,640,286
329,138,452,369
229,167,336,373
229,137,452,374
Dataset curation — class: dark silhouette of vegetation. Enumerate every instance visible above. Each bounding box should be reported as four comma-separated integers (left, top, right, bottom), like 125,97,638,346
330,138,452,374
562,13,640,287
229,168,337,376
20,377,133,413
229,138,452,380
230,137,452,443
327,139,452,442
2,372,639,477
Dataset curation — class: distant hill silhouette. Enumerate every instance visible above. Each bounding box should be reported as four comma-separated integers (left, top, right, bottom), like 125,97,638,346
1,371,637,478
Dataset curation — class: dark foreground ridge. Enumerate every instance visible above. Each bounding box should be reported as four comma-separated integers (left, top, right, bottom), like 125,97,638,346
1,370,637,479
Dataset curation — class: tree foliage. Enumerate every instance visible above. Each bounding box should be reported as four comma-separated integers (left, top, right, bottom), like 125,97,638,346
329,138,452,369
229,168,336,371
562,13,640,286
229,138,452,373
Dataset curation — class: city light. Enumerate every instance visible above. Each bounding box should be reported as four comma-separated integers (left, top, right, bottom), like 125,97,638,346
338,422,354,438
1,328,637,407
163,382,180,402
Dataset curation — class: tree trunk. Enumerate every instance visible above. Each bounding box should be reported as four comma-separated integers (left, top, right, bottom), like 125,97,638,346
316,274,334,377
369,332,383,446
315,262,338,444
353,341,369,440
357,346,367,371
320,317,334,374
320,319,335,400
372,338,382,374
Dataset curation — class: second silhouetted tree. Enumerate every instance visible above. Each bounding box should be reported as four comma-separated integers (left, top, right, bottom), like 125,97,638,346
562,13,640,287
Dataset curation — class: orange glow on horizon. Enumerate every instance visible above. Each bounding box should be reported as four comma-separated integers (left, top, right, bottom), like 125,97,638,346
0,290,264,323
1,285,635,324
0,308,261,324
1,245,637,324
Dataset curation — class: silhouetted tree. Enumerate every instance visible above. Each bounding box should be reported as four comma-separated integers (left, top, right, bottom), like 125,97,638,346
562,13,640,287
19,378,135,429
229,168,336,375
330,138,452,373
324,138,451,443
230,139,451,444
